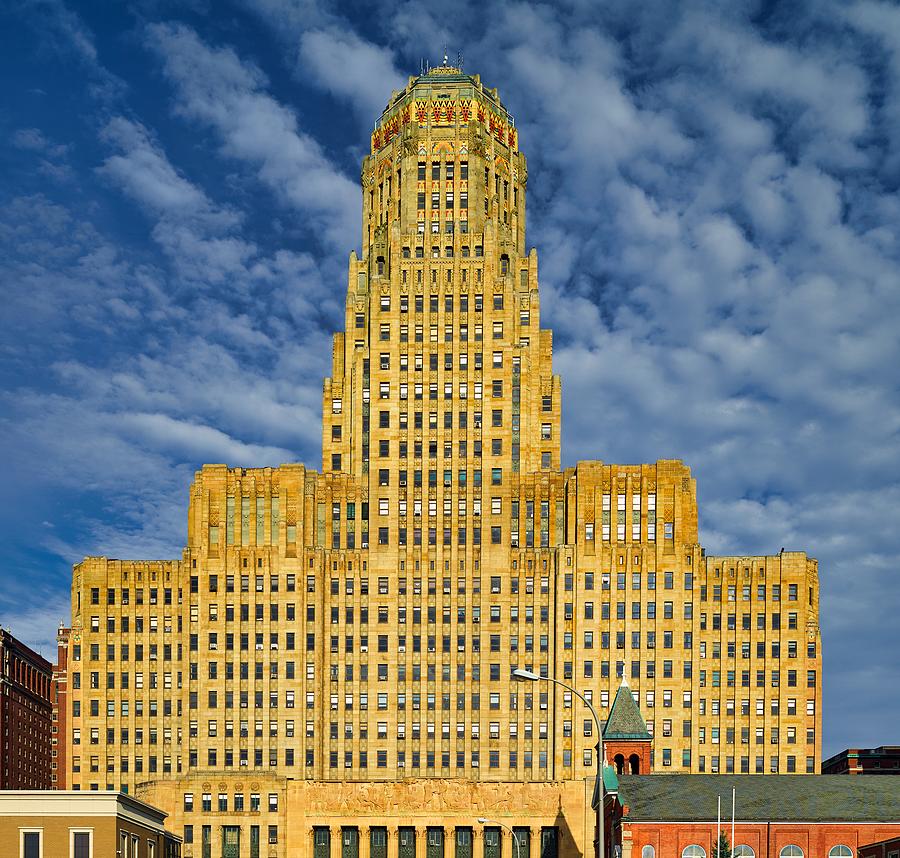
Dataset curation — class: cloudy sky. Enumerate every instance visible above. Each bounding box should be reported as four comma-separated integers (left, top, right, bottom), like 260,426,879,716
2,0,898,757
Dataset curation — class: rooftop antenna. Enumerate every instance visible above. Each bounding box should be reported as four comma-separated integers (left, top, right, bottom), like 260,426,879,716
457,51,463,71
442,43,448,66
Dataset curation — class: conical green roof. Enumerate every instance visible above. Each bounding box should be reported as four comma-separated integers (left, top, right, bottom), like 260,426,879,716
603,680,651,740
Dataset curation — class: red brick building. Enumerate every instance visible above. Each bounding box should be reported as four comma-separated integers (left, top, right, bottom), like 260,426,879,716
604,680,653,777
608,774,900,858
50,625,71,789
0,628,53,788
822,746,900,775
860,837,900,858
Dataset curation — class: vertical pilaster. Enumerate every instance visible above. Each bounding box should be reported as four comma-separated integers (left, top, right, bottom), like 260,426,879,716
501,828,514,858
388,826,400,858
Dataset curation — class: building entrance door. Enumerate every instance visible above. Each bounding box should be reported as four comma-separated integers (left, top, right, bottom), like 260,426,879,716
343,827,359,858
222,825,241,858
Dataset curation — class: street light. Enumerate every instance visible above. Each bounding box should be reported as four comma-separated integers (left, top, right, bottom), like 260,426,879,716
477,818,521,858
512,669,606,858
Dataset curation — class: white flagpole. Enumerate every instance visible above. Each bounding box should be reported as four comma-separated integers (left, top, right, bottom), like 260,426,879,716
731,787,736,857
717,795,721,858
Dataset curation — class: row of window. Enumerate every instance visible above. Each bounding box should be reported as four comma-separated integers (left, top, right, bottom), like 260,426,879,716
372,349,531,374
366,381,521,406
373,291,516,314
696,724,814,744
334,458,555,482
183,823,276,850
666,845,851,858
311,823,553,858
19,829,151,858
417,160,470,181
419,191,470,210
76,626,814,666
66,694,819,755
362,437,523,458
88,586,173,606
585,522,668,541
77,629,812,668
90,579,808,612
334,394,550,415
184,791,278,812
695,754,815,773
367,320,509,343
71,745,820,780
82,707,817,747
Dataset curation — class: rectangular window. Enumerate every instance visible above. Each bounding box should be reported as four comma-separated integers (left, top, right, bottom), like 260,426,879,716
21,831,41,858
72,832,92,858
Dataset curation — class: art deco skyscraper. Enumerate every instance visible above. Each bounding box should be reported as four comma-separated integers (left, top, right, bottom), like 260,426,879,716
63,66,822,816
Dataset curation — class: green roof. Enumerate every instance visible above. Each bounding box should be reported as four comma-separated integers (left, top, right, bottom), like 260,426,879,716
591,765,620,810
617,775,900,822
604,682,651,740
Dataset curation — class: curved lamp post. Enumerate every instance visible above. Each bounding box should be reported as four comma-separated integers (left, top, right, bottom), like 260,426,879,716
476,818,522,858
512,668,606,858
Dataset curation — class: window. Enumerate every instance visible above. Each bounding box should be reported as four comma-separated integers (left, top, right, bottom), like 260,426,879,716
642,848,655,858
72,832,92,858
682,848,706,858
828,849,852,858
733,848,755,858
21,831,41,858
779,848,803,858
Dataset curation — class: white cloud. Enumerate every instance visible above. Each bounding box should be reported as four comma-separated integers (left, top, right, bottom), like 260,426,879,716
145,22,358,249
99,118,219,218
237,0,406,124
116,412,296,465
11,127,68,156
299,29,407,122
0,593,71,661
98,117,258,284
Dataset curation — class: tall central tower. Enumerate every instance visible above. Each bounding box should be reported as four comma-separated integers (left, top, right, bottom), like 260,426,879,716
322,65,561,549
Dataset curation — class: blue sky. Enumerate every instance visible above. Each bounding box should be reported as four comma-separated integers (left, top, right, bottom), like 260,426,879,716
1,0,898,757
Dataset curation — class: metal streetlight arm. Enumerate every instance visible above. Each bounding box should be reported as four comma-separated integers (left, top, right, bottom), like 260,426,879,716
511,669,607,858
477,818,522,858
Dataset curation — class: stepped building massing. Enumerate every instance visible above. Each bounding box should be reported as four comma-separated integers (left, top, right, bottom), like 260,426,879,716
61,64,822,854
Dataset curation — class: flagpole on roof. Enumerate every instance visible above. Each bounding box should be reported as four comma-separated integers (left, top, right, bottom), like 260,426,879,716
717,794,721,858
731,787,736,857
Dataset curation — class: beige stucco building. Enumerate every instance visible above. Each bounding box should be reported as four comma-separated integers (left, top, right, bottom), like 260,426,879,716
60,64,822,857
0,789,180,858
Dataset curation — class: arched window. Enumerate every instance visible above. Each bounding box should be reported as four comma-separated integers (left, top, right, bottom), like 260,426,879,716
682,847,707,858
780,846,803,858
829,847,852,858
733,847,755,858
642,846,655,858
613,753,625,775
629,753,641,774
